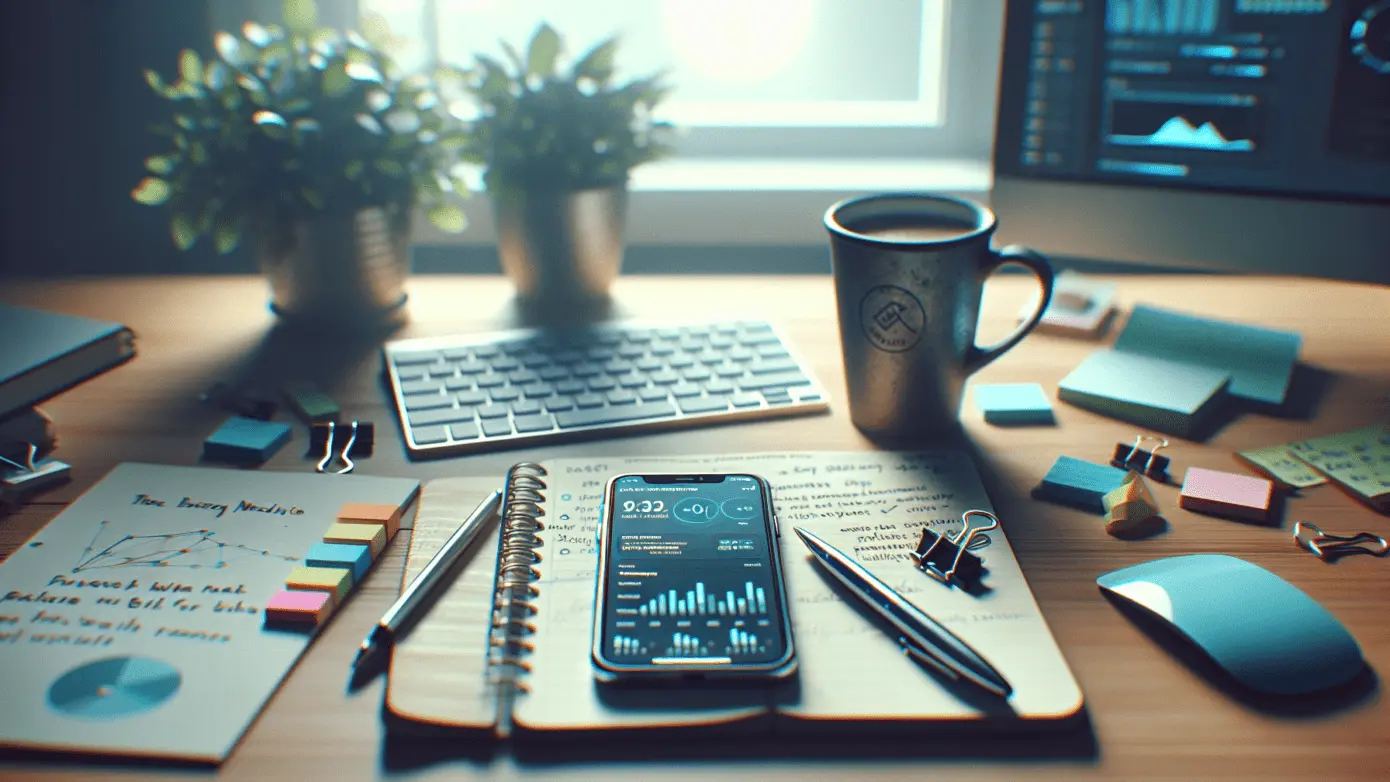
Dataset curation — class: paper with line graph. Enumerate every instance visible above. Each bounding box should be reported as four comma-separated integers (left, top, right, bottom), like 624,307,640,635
0,462,418,762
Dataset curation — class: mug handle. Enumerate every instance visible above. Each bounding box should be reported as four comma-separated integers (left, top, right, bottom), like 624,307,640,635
963,244,1055,375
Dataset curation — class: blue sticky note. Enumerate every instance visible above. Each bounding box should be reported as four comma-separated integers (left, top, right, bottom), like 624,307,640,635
974,383,1055,425
202,417,291,465
305,542,372,582
1033,456,1129,513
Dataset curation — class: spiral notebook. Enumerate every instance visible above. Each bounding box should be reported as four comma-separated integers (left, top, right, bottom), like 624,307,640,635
384,451,1084,738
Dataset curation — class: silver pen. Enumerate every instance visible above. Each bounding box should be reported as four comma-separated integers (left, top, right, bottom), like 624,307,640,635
351,489,503,680
792,527,1013,698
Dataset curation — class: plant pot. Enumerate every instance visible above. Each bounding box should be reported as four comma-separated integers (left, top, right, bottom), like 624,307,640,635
257,206,411,330
492,182,628,307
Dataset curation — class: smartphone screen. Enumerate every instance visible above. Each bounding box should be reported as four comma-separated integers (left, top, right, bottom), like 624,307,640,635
597,474,791,670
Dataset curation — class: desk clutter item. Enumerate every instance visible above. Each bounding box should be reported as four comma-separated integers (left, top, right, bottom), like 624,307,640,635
1102,471,1163,538
283,381,340,425
1179,467,1275,523
200,382,277,421
1110,435,1171,482
0,406,57,460
1237,444,1328,489
1097,554,1366,696
310,420,374,474
202,416,292,465
973,383,1055,425
1032,455,1129,512
1020,271,1117,337
0,303,136,420
1058,304,1302,437
910,509,997,586
1286,424,1390,513
0,463,418,763
1293,521,1389,561
385,451,1083,739
0,443,71,503
383,319,829,457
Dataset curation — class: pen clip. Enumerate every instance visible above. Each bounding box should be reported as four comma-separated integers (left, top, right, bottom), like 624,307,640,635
897,636,959,681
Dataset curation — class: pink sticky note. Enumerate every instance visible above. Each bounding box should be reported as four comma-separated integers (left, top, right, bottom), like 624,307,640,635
1180,467,1274,523
264,589,333,626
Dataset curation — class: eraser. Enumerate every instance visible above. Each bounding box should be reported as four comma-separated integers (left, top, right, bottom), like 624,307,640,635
974,383,1055,425
1180,467,1275,523
1102,471,1164,537
284,566,353,603
337,501,403,539
304,542,372,582
202,417,291,465
323,521,386,558
1034,456,1129,512
264,589,333,627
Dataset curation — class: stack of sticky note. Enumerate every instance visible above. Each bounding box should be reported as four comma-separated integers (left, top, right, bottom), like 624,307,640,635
202,417,292,465
1286,425,1390,513
1179,467,1276,524
1019,271,1118,337
1033,456,1130,512
1058,305,1301,439
264,501,408,628
973,383,1056,426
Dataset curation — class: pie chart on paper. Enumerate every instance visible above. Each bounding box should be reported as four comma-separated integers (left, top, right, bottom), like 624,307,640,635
47,656,182,719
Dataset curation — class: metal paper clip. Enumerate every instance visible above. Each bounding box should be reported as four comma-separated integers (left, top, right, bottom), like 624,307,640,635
0,443,72,502
1111,435,1171,482
1293,521,1389,561
910,509,999,585
310,421,374,474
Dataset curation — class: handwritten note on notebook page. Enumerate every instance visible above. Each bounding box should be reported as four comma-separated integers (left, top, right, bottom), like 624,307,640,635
515,452,1082,734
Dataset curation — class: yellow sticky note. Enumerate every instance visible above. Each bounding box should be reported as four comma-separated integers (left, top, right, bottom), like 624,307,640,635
285,566,352,603
1238,445,1327,489
323,521,386,558
1287,425,1390,510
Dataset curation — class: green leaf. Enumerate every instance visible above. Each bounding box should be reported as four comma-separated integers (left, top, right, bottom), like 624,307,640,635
572,37,618,81
243,21,272,48
143,69,165,94
282,0,318,33
174,114,196,130
321,60,351,95
427,203,467,233
170,212,197,250
526,23,561,77
204,60,230,90
213,31,244,64
500,40,525,74
144,156,174,175
345,61,383,83
213,214,244,254
131,177,171,205
179,49,202,84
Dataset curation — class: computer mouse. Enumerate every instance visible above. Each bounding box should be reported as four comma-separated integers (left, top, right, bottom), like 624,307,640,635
1096,554,1365,696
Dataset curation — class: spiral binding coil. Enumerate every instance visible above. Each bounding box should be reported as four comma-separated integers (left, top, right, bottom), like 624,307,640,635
488,463,547,699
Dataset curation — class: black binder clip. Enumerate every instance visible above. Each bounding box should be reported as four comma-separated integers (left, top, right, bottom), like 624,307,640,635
200,381,277,421
310,420,373,474
0,443,71,504
1111,435,1171,482
910,509,999,586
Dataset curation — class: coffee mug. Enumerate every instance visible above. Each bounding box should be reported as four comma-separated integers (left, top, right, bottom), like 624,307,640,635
824,193,1054,439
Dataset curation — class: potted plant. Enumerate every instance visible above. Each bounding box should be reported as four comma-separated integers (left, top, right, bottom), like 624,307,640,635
131,0,470,328
451,23,675,308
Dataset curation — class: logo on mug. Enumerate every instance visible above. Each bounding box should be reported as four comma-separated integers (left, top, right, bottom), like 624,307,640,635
859,285,926,353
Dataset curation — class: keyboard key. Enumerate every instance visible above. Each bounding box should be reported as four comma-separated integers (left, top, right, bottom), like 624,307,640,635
586,347,615,361
522,382,554,398
472,344,500,358
555,401,677,429
678,338,704,352
538,366,570,381
607,389,637,405
425,360,452,376
572,363,603,378
617,344,646,359
738,372,811,391
490,356,520,371
682,366,712,382
449,422,480,440
656,328,681,339
588,375,618,391
667,355,696,369
412,425,449,445
713,323,740,335
394,351,440,366
731,393,763,408
575,393,606,409
678,395,730,415
763,391,793,405
442,347,473,360
511,399,542,416
715,364,745,378
508,369,540,384
477,404,510,419
555,379,586,394
617,372,649,389
456,390,488,406
649,342,676,356
481,418,513,437
445,376,475,391
519,353,552,369
670,383,703,398
626,329,653,343
750,358,799,375
476,374,506,388
709,335,735,349
682,325,711,338
635,357,663,372
454,360,489,375
799,393,823,402
698,351,725,366
554,350,584,364
638,387,670,402
603,358,634,374
741,321,773,333
757,344,790,359
401,379,444,395
729,347,756,362
404,392,452,410
545,396,576,412
395,365,427,381
650,370,680,385
408,407,475,427
513,413,556,434
704,379,735,395
490,387,521,402
739,332,780,346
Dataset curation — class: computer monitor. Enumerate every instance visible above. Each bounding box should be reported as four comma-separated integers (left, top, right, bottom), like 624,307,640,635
991,0,1390,285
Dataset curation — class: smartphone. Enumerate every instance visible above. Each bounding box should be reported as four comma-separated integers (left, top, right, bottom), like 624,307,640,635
591,473,796,681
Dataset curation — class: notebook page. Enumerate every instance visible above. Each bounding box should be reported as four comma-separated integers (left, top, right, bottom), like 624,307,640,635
384,478,504,732
772,451,1083,724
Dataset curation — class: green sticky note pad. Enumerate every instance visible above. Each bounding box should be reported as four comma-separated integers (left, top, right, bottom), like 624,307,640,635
1058,349,1229,439
1034,456,1129,513
974,383,1055,425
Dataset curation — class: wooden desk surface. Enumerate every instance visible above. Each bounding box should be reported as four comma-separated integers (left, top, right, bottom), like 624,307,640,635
1,274,1388,781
